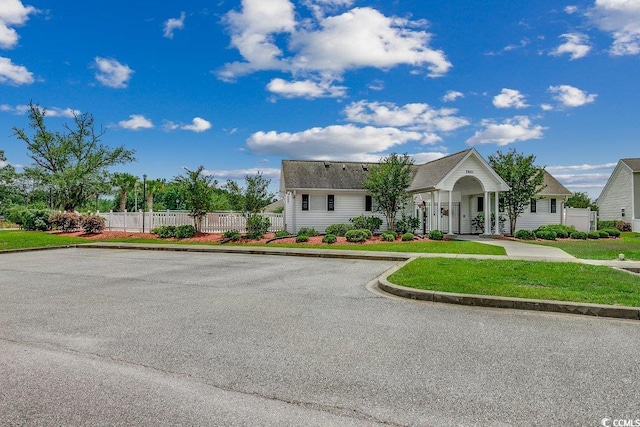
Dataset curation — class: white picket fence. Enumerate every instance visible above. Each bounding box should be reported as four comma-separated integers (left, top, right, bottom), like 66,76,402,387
99,210,284,233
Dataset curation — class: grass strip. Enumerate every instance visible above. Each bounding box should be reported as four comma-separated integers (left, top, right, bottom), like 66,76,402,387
388,258,640,307
0,230,90,250
529,232,640,260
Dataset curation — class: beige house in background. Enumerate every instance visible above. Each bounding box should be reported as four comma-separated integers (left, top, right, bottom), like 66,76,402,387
597,158,640,232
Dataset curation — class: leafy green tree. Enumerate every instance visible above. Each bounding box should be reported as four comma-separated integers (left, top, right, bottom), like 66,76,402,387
111,172,137,212
565,191,598,212
0,150,17,206
223,173,275,213
363,153,413,231
144,179,165,211
175,166,216,231
488,149,545,234
12,102,135,212
223,180,245,211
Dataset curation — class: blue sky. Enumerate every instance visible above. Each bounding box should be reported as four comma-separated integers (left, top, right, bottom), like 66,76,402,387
1,0,639,198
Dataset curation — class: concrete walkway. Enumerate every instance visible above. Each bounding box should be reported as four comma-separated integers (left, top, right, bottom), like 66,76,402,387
454,234,579,261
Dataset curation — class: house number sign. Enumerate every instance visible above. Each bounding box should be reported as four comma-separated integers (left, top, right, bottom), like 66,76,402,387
465,169,474,174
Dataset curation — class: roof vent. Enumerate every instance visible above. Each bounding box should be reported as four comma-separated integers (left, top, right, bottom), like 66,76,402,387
324,161,330,169
361,164,368,171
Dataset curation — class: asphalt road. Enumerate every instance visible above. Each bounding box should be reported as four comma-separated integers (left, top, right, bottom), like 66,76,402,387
1,248,639,426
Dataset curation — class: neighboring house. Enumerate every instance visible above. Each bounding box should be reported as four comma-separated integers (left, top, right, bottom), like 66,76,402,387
262,199,284,213
597,158,640,232
280,148,572,235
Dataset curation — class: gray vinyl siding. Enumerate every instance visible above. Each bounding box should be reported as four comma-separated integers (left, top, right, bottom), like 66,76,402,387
597,165,633,221
292,191,387,233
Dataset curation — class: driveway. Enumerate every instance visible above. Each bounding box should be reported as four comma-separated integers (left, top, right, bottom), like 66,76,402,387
1,248,639,426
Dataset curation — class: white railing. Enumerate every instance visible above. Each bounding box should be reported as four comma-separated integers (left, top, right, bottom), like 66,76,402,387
99,210,284,233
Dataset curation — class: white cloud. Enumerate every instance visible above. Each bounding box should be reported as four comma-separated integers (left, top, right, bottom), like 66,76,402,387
218,2,451,82
411,152,446,164
203,167,281,181
442,90,463,102
466,116,544,146
94,57,134,88
119,114,154,130
546,163,616,172
493,88,529,109
181,117,212,132
550,33,591,59
0,56,32,84
589,0,640,55
540,103,554,111
163,12,186,39
367,79,384,91
266,77,346,98
548,84,597,107
343,100,469,135
246,124,423,161
8,104,79,117
303,0,354,20
0,0,36,49
565,5,579,14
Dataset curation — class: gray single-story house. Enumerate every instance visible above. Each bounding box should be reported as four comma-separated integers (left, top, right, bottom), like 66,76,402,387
280,148,572,235
597,158,640,232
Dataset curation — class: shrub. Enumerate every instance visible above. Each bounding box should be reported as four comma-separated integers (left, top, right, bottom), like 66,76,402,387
603,228,621,238
246,214,271,240
325,223,353,236
428,230,444,241
350,215,382,233
49,212,82,232
322,234,337,244
394,213,420,234
515,229,536,240
535,224,575,239
82,215,105,234
223,229,242,241
598,230,610,238
588,231,600,240
616,221,632,232
345,229,368,243
24,209,52,231
296,234,309,243
401,232,414,241
598,220,617,230
570,231,588,240
297,227,319,237
535,230,557,241
274,230,290,238
359,228,373,239
381,231,396,242
151,225,177,238
175,224,197,238
6,205,28,226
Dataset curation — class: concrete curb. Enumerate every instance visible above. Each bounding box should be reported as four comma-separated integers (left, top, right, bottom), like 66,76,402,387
377,259,640,320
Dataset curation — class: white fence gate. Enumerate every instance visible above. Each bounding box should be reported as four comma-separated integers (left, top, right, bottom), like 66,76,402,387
563,207,596,232
99,210,284,233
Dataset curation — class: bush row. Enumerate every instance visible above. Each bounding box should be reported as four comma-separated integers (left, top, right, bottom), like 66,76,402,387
515,223,624,241
597,220,632,232
150,225,197,239
7,207,106,234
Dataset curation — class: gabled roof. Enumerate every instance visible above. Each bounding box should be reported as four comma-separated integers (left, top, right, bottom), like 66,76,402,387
537,170,572,197
621,158,640,172
407,149,472,192
281,160,378,190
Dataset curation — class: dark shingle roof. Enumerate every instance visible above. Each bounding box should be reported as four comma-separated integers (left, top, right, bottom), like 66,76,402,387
537,170,572,196
407,149,472,192
621,158,640,172
281,160,378,190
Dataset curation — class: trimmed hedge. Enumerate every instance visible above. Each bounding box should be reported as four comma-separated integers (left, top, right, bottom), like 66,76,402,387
296,234,309,243
401,232,414,241
223,229,242,241
325,223,353,237
151,224,196,239
598,230,610,238
322,234,337,244
345,229,368,243
274,230,290,238
515,229,536,240
49,212,81,232
570,231,588,240
602,228,621,238
535,230,557,241
587,231,600,240
82,215,105,234
428,230,444,241
381,231,396,242
350,215,382,233
297,227,319,237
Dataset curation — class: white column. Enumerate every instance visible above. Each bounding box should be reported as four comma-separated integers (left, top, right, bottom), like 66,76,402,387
436,191,441,231
448,190,453,235
494,191,500,235
483,191,490,235
430,192,435,231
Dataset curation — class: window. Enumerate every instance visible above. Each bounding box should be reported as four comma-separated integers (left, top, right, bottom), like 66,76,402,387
327,195,335,211
302,194,309,211
530,198,537,213
365,195,372,211
477,196,484,212
550,198,557,214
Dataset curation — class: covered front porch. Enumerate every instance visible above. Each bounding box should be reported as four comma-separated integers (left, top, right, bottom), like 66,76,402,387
406,149,510,236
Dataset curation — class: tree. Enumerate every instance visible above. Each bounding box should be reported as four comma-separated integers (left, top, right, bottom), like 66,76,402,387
12,102,135,212
363,153,413,232
223,173,276,213
144,179,165,211
565,191,598,212
111,172,137,212
488,149,545,234
0,150,17,205
175,166,216,231
223,180,244,211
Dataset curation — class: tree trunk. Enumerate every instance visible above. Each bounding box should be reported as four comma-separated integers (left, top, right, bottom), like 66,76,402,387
510,217,517,237
146,194,153,212
119,191,127,212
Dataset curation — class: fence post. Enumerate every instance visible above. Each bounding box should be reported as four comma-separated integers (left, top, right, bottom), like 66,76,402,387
123,209,127,232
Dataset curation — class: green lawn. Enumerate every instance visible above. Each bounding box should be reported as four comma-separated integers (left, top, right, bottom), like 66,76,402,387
529,232,640,260
236,240,506,255
388,258,640,307
0,230,90,250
